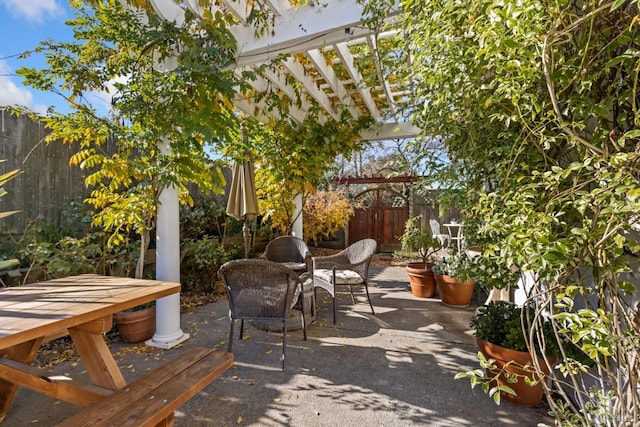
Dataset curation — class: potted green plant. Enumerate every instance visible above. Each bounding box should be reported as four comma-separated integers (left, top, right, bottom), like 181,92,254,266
459,301,558,407
399,216,442,298
432,251,476,308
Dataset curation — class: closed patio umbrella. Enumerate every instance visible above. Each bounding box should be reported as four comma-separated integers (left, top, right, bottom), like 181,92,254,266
226,154,259,258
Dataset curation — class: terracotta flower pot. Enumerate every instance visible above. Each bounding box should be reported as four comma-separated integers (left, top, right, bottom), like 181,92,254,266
113,305,156,343
477,339,555,407
405,262,436,298
434,274,475,308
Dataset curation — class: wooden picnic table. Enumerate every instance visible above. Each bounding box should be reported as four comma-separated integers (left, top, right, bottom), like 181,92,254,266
0,274,181,423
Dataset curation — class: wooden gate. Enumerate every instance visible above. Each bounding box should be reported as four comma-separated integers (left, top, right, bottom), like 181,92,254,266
348,188,409,252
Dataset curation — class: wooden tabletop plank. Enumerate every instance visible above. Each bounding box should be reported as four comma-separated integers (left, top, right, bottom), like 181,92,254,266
0,275,180,350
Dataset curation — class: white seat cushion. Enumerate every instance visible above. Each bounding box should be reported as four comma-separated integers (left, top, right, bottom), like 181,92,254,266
314,268,364,285
280,262,307,271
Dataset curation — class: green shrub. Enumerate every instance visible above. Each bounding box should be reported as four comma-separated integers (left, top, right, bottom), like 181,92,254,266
471,301,557,356
181,235,233,291
398,215,441,265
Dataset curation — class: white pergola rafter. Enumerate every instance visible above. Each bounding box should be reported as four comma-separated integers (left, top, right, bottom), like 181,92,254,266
219,0,250,24
234,67,306,124
307,49,360,120
263,0,289,15
367,35,397,118
334,42,382,122
282,57,341,121
260,66,304,106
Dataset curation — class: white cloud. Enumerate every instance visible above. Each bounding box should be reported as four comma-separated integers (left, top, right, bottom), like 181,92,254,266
0,60,48,114
85,74,129,114
1,0,64,23
0,60,124,117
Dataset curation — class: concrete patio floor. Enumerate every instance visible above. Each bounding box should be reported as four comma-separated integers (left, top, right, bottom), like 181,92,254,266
4,266,554,426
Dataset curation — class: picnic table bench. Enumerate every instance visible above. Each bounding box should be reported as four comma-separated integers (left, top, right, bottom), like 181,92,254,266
0,275,233,426
57,347,233,427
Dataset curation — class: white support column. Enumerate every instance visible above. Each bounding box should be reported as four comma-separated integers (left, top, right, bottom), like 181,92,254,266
146,139,190,349
292,193,303,239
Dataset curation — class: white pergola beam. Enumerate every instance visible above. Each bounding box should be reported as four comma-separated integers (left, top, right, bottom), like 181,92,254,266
307,49,359,119
334,42,382,121
282,57,340,121
361,122,421,141
231,0,400,67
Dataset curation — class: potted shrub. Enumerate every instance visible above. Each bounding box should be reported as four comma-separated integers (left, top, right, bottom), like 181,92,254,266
432,251,476,308
459,301,558,407
399,216,442,298
113,301,156,343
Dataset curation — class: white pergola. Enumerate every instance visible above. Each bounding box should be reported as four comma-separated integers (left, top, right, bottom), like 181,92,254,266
136,0,419,348
151,0,419,139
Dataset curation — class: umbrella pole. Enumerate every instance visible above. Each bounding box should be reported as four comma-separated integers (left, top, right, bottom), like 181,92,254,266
242,221,250,259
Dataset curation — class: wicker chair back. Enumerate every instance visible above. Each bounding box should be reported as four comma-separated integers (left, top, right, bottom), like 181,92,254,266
263,235,312,271
218,259,307,369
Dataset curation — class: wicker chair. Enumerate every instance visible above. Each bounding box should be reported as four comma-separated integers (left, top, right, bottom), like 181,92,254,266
263,235,312,272
312,238,377,324
218,259,308,370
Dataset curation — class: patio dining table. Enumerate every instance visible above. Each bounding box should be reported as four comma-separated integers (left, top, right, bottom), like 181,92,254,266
444,222,464,252
0,274,181,423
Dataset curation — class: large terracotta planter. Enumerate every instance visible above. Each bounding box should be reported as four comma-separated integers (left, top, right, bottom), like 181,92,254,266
434,274,475,308
406,262,436,298
113,305,156,343
477,339,555,407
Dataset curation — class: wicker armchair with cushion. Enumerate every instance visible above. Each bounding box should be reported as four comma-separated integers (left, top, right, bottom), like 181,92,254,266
312,238,377,324
263,235,312,272
218,259,308,370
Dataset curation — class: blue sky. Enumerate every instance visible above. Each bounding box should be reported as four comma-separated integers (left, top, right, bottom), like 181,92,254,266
0,0,75,114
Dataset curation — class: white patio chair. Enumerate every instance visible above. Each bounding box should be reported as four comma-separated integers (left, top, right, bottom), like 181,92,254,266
429,219,450,248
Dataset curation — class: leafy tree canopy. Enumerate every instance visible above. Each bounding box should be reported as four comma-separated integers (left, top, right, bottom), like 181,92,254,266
14,1,239,249
386,0,640,422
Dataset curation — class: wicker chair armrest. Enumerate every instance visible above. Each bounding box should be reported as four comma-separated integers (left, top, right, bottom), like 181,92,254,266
333,257,370,270
303,254,313,272
312,253,348,267
298,272,312,282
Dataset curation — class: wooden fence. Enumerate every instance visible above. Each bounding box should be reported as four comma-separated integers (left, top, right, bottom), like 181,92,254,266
0,112,88,236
